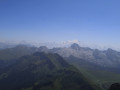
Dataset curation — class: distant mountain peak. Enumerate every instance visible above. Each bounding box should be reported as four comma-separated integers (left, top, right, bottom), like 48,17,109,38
38,46,49,53
107,48,114,51
71,43,81,50
39,46,48,50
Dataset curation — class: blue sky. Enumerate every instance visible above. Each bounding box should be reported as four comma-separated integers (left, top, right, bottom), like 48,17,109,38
0,0,120,48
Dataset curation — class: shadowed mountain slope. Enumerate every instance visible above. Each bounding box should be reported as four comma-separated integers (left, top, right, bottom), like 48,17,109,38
0,52,96,90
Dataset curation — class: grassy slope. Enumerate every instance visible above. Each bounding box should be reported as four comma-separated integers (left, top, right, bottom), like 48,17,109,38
68,61,120,90
0,52,95,90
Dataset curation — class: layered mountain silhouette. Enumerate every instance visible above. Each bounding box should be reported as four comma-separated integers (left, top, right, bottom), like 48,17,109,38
0,43,120,90
0,52,95,90
51,44,120,68
1,43,120,69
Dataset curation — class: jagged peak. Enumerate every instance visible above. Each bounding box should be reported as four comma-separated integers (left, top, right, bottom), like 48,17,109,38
70,43,81,50
39,46,48,49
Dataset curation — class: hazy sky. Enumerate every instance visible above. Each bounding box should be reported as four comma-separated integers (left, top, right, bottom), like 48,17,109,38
0,0,120,48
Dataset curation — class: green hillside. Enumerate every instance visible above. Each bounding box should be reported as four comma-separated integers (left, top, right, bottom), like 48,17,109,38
0,52,95,90
66,56,120,90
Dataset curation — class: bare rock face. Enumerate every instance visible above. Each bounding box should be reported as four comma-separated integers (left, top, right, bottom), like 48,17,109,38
71,43,81,50
108,83,120,90
51,43,120,68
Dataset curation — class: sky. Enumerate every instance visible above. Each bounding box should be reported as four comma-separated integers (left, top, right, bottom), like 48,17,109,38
0,0,120,49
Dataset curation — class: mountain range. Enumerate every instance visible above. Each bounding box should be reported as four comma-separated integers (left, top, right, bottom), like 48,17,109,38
0,43,120,89
1,43,120,68
0,52,97,90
